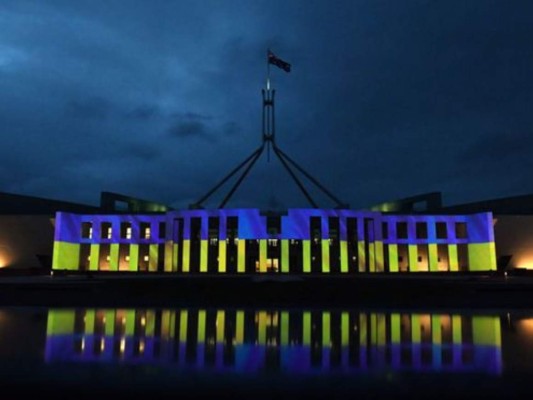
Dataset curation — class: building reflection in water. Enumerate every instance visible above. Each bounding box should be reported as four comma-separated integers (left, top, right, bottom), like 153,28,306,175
45,308,502,375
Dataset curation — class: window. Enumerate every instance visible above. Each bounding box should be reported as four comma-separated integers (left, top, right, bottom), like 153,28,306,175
397,222,408,239
101,222,112,239
382,222,388,240
310,217,321,244
416,222,427,239
436,222,447,239
267,216,281,236
159,222,166,239
114,200,129,212
81,222,92,239
140,222,150,239
227,217,238,245
328,217,339,243
208,217,219,245
121,222,132,239
455,222,467,239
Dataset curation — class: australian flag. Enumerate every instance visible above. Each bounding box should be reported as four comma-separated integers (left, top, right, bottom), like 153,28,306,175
268,50,291,72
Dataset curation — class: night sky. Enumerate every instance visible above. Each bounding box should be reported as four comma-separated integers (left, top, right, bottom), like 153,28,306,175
1,1,532,211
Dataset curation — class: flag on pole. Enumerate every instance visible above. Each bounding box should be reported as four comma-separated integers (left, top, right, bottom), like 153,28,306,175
268,50,291,72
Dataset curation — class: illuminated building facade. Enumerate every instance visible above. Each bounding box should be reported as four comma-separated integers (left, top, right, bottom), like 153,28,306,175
52,208,496,273
45,308,502,375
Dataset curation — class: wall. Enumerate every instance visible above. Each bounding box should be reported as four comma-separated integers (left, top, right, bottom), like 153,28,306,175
0,215,55,269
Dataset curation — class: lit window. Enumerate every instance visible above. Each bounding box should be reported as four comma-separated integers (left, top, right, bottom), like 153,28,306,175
121,223,132,239
140,222,151,239
125,255,130,262
106,255,110,261
101,222,112,239
81,222,92,239
143,255,149,262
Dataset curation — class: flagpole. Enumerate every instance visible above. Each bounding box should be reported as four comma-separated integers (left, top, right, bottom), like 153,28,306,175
266,48,271,90
266,49,271,161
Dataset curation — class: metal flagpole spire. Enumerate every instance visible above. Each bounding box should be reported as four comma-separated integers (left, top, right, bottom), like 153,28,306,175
190,49,349,210
264,49,274,162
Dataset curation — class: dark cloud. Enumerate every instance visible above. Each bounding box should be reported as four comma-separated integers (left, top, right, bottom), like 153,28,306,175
123,142,160,161
0,0,532,209
167,113,239,140
460,131,533,166
65,97,111,119
168,120,208,139
222,121,240,136
125,104,160,120
172,112,213,121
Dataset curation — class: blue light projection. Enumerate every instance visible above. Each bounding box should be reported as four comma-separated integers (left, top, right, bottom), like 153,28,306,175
45,308,502,376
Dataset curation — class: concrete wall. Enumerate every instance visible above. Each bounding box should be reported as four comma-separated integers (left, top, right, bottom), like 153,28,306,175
494,215,533,269
0,215,55,269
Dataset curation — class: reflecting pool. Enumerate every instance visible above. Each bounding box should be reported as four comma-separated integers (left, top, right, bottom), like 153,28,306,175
1,306,533,398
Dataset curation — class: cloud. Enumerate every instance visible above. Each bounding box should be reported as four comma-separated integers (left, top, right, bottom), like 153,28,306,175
168,119,208,138
65,97,111,120
125,104,160,120
222,121,240,136
123,142,160,161
460,131,533,165
0,0,532,210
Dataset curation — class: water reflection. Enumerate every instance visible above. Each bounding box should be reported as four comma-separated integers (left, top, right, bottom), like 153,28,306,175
45,308,502,375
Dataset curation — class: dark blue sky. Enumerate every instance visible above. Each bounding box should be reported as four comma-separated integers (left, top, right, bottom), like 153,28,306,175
1,0,532,210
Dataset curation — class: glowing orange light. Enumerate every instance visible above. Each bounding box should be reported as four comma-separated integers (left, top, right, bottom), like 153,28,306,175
517,318,533,335
0,246,13,268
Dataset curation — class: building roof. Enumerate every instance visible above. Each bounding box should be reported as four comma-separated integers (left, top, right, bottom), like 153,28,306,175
0,191,98,215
